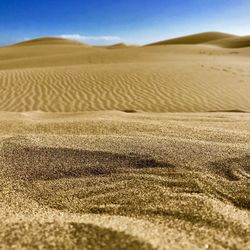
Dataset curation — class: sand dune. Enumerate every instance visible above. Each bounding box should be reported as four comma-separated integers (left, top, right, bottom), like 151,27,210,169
145,32,236,46
106,43,132,49
207,35,250,48
0,33,250,249
0,36,249,112
0,111,249,249
12,37,88,47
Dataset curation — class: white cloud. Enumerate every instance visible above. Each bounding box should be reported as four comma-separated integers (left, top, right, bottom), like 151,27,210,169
59,34,122,45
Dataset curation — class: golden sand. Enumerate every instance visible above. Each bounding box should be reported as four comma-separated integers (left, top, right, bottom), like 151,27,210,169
0,35,249,113
0,112,249,249
0,34,249,249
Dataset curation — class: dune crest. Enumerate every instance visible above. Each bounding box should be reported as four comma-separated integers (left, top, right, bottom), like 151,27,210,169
207,35,250,48
0,33,249,112
12,37,88,47
145,32,236,46
0,30,250,249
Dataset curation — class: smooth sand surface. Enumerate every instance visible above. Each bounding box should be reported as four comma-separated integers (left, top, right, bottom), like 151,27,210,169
145,32,236,46
0,35,249,112
0,111,249,249
12,37,88,47
207,36,250,48
0,35,250,249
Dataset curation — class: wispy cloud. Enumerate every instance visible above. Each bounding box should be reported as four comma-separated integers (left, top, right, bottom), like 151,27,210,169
59,34,122,45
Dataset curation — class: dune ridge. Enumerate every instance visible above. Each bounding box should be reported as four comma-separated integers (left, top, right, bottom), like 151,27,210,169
12,37,88,47
207,35,250,48
0,32,250,249
106,43,131,49
0,35,249,112
145,32,236,46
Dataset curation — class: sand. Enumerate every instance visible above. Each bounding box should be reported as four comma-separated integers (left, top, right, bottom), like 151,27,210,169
145,32,237,46
0,34,249,112
207,36,250,48
0,111,249,249
0,34,249,249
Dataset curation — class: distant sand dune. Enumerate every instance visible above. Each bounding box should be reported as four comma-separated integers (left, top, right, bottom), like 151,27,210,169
0,37,249,112
0,34,250,249
12,37,88,47
145,32,236,46
106,43,131,49
207,35,250,48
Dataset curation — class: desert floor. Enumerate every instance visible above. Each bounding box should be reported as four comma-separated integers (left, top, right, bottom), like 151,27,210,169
0,37,249,249
0,38,250,113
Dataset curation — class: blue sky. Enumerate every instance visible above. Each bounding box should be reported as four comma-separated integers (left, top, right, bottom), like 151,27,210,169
0,0,249,46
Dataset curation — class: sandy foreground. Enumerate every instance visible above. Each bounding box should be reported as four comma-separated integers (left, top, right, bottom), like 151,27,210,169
0,35,249,249
0,111,249,249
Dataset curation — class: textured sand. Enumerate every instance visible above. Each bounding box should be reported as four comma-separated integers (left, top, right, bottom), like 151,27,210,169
0,36,249,112
0,111,249,249
0,35,250,249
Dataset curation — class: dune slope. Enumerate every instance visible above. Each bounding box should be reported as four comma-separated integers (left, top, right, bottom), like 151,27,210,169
0,33,250,249
207,35,250,48
106,43,130,49
12,37,87,47
0,37,249,112
145,32,236,46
